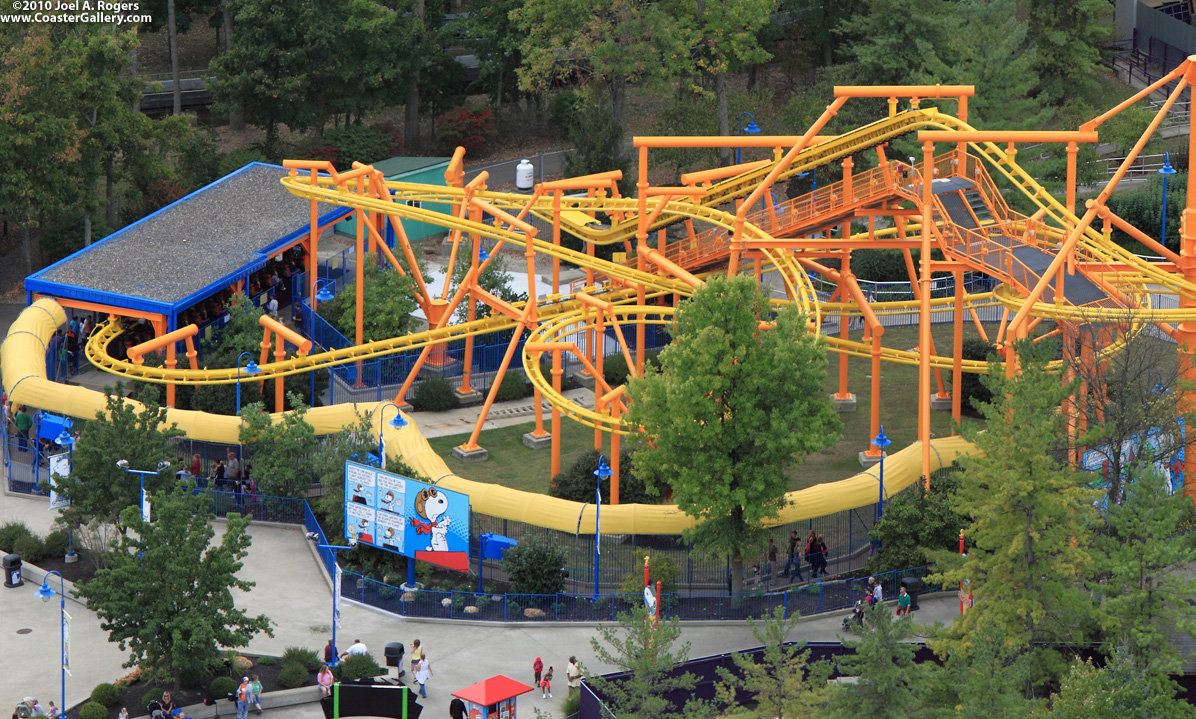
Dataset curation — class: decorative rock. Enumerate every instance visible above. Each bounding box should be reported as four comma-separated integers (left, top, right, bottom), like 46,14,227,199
463,606,479,615
232,655,253,673
441,597,453,608
524,607,546,619
402,592,418,602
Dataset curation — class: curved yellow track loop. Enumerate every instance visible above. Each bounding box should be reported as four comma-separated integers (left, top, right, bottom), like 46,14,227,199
2,297,980,533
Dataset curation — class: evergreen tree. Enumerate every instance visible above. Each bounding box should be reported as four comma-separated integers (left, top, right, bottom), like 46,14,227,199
929,339,1101,656
828,604,923,718
1026,0,1114,104
1046,648,1196,719
238,394,318,498
586,606,697,719
714,608,834,717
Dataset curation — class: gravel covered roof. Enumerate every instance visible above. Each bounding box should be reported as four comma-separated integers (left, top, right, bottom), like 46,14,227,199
32,164,343,307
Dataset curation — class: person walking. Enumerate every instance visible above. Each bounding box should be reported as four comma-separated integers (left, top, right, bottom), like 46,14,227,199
872,576,883,605
805,530,818,578
415,655,432,698
235,677,252,719
533,656,543,685
566,656,582,695
409,639,423,677
764,538,778,583
250,674,264,715
781,529,804,581
449,698,467,719
816,535,829,577
539,666,554,698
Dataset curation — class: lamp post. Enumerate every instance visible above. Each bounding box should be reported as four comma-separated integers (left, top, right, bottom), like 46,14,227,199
236,351,261,415
314,279,335,303
35,570,66,716
736,112,761,165
1159,152,1177,244
116,459,171,524
314,538,357,666
53,431,77,563
374,402,409,468
593,455,613,601
873,426,892,520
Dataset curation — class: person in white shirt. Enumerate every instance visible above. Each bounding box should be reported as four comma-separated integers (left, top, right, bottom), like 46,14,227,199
343,639,368,659
871,577,883,604
265,295,279,317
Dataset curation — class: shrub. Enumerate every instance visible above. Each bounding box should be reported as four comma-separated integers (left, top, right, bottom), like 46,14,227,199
90,683,121,707
179,660,213,689
325,125,393,166
278,660,309,689
335,652,385,681
143,178,188,215
560,689,581,716
503,540,568,595
281,646,322,673
619,548,679,595
549,90,579,134
434,107,497,156
256,655,277,666
494,371,530,402
550,448,654,505
43,529,70,558
79,702,107,719
602,348,662,388
293,137,341,166
210,676,237,698
959,337,996,410
141,688,164,705
412,377,458,412
12,533,46,563
0,521,35,552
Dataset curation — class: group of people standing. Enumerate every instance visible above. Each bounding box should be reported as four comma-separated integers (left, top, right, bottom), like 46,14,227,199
775,529,829,583
532,655,583,698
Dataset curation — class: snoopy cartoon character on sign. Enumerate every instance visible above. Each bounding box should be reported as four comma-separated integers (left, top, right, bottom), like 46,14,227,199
410,488,451,552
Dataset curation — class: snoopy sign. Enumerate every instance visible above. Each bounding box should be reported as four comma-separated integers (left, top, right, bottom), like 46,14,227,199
343,460,471,571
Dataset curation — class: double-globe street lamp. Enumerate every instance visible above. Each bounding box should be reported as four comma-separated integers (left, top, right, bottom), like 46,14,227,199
35,571,67,716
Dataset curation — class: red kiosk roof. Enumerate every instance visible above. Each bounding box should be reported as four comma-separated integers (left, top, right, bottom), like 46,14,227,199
452,675,535,705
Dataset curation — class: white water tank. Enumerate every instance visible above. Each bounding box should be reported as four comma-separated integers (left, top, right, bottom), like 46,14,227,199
515,159,534,190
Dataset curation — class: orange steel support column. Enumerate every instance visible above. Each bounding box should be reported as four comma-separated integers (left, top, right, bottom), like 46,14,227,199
870,331,883,452
606,389,624,504
919,141,934,484
952,270,964,432
1181,60,1196,509
553,191,563,296
594,308,605,451
1065,142,1078,216
636,146,649,374
353,177,366,387
424,299,451,368
551,349,563,478
309,169,320,311
837,258,852,400
459,307,535,453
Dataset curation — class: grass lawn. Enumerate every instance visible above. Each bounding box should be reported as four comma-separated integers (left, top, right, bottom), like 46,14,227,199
427,322,993,495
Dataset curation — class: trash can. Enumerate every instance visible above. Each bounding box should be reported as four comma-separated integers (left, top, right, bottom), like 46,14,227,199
3,554,23,588
384,642,405,678
900,576,921,611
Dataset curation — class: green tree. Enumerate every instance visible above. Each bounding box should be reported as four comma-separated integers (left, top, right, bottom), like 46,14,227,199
1091,467,1196,677
448,244,525,322
866,467,965,575
586,606,697,719
238,395,319,498
929,339,1101,653
1025,0,1114,104
828,604,922,718
320,257,420,342
1046,649,1196,719
835,0,956,87
714,608,834,717
925,616,1041,713
1101,106,1160,157
627,275,841,595
51,384,184,552
462,0,525,129
76,484,273,691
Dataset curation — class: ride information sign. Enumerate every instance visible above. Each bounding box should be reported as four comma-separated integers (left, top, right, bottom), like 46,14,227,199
343,460,470,572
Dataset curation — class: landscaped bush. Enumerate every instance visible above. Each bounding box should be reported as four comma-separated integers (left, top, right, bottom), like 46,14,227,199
325,125,393,166
503,540,568,595
256,655,277,666
43,529,70,558
281,646,322,673
494,371,530,402
334,652,386,682
959,337,996,410
12,533,46,563
549,90,579,133
79,702,107,719
141,688,164,705
0,521,35,553
618,548,678,594
549,448,654,505
278,660,309,689
602,348,662,388
90,683,121,707
210,676,237,699
434,107,497,156
412,377,458,412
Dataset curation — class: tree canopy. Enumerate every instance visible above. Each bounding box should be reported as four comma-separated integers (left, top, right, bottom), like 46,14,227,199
627,275,840,594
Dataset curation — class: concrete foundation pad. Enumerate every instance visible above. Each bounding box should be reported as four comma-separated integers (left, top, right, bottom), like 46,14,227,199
454,387,484,406
451,445,489,463
831,393,857,412
522,432,553,449
576,372,597,389
929,393,953,411
858,451,886,469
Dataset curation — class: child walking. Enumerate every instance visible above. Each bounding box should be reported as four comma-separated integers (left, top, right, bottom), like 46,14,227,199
540,666,554,698
533,656,543,685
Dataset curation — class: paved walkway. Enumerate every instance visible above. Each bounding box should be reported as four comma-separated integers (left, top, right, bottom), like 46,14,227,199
0,489,963,718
